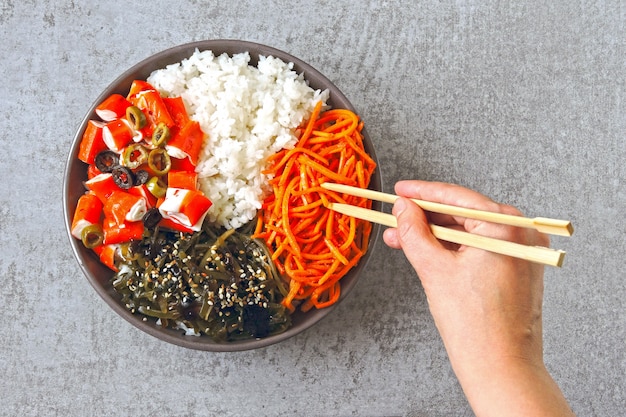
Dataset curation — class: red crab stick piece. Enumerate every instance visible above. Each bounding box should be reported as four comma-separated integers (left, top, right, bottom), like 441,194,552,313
129,184,157,208
103,119,134,152
102,218,144,245
77,120,107,164
71,193,104,239
166,120,204,166
158,188,212,232
133,90,175,128
170,155,197,172
93,244,120,271
168,170,198,190
85,173,118,202
103,191,147,225
163,96,190,127
158,217,195,233
87,164,102,179
127,80,156,99
95,94,132,122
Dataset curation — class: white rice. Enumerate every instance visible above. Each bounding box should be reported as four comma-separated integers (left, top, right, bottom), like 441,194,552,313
147,49,328,229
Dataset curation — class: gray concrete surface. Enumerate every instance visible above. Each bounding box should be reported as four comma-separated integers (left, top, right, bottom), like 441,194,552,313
1,1,624,416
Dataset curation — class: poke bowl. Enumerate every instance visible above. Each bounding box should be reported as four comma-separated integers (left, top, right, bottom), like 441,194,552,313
63,40,382,351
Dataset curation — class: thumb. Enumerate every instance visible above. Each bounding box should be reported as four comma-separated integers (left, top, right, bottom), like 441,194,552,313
394,197,448,273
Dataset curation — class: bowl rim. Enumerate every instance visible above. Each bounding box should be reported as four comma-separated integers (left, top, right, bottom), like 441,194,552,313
63,39,382,351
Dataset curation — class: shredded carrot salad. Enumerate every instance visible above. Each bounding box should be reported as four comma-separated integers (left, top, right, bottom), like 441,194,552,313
252,101,377,312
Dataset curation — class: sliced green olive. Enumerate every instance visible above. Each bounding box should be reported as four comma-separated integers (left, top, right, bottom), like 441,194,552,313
151,122,171,147
147,148,171,176
122,143,148,169
112,165,135,189
146,176,167,198
81,224,104,249
126,105,147,130
94,150,119,173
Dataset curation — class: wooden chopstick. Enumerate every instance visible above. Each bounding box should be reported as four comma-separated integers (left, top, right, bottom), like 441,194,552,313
321,182,573,237
327,203,566,267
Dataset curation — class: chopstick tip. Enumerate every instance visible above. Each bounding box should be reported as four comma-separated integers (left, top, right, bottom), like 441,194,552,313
555,250,566,268
533,218,574,237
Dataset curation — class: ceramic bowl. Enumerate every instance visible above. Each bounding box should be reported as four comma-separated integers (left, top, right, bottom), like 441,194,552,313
63,40,382,351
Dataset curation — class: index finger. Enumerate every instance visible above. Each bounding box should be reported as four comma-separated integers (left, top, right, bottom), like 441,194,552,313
395,180,501,210
393,180,550,248
394,180,507,228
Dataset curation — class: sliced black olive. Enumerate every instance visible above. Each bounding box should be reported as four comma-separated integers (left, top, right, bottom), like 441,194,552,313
94,150,120,173
142,208,162,230
111,165,134,189
134,169,149,186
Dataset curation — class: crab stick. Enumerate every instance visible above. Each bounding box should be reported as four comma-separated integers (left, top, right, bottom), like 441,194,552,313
87,164,102,180
165,120,205,166
71,192,104,240
163,96,190,127
103,119,134,152
158,217,195,234
93,244,120,271
85,173,118,202
95,94,132,122
129,184,158,209
158,188,212,231
103,190,147,225
102,217,144,245
77,120,107,165
170,155,197,172
133,90,175,128
126,80,156,100
167,170,198,190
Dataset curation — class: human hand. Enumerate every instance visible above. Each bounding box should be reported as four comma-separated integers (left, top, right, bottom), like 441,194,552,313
383,180,574,416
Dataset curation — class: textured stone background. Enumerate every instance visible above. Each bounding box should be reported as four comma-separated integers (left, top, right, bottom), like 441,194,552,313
1,1,624,416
